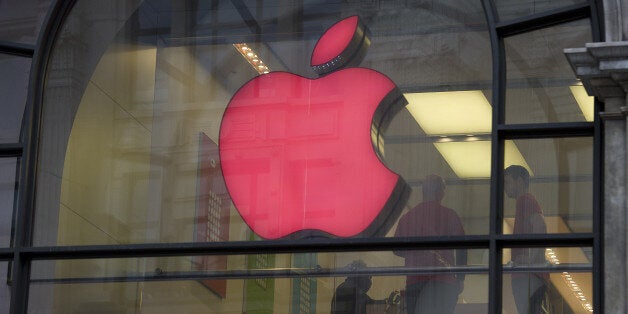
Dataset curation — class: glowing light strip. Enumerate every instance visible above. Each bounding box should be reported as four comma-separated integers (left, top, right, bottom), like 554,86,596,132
233,43,270,74
569,84,594,122
545,248,593,312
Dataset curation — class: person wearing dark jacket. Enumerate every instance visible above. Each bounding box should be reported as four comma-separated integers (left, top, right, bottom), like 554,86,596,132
331,260,388,314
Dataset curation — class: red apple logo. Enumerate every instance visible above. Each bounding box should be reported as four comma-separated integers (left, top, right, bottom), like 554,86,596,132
219,16,410,239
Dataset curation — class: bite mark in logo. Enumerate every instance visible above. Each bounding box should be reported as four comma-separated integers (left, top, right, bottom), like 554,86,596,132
219,16,410,239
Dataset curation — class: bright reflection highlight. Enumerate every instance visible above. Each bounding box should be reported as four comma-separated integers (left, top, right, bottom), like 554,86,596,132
434,140,529,178
405,91,492,135
569,85,594,122
233,43,270,74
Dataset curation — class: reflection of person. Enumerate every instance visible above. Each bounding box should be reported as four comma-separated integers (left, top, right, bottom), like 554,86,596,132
331,260,384,314
394,174,466,314
504,165,549,314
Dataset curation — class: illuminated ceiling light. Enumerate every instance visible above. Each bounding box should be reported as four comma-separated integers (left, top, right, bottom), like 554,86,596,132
233,43,271,75
405,90,492,135
569,84,594,122
433,140,530,178
405,90,533,178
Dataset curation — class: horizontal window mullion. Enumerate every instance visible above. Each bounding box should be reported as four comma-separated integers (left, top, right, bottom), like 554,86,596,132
503,264,591,273
29,263,594,285
0,248,14,260
0,143,23,157
496,232,593,247
496,3,590,37
30,265,491,285
22,236,490,260
17,233,595,260
497,122,594,138
0,41,35,58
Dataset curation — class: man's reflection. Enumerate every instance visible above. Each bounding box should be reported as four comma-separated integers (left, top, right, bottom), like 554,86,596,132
394,174,466,314
331,260,385,314
504,165,549,314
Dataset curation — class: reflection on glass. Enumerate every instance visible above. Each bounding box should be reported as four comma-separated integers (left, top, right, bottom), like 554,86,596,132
331,260,396,313
569,84,594,121
0,158,18,247
30,252,488,313
0,262,8,314
494,0,587,22
0,0,51,44
503,138,593,234
35,0,493,245
503,247,592,314
505,19,592,124
0,54,30,143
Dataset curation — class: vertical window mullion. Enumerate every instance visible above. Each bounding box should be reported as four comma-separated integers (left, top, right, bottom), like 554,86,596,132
592,98,604,313
590,1,604,310
481,0,504,312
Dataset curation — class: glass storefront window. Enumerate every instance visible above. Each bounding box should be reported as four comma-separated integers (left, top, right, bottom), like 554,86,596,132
387,93,493,237
11,0,599,313
502,246,592,313
0,158,18,247
30,249,488,313
0,0,52,45
505,19,592,124
0,53,30,144
502,137,593,234
34,0,492,245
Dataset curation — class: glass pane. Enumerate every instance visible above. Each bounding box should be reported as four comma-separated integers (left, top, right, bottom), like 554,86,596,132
505,19,592,124
502,137,593,234
502,246,592,313
0,0,52,44
0,158,18,247
35,0,492,245
30,250,488,313
0,261,9,314
0,54,30,143
494,0,587,22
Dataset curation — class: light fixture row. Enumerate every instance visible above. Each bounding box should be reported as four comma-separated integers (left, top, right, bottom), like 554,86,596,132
233,43,270,74
404,85,594,178
545,248,593,312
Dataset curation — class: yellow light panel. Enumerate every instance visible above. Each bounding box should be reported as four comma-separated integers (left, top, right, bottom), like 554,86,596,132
569,85,594,122
404,91,492,135
433,140,531,178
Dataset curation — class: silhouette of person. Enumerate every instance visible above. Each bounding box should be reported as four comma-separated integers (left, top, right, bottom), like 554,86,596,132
504,165,549,314
331,260,384,314
394,174,466,314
